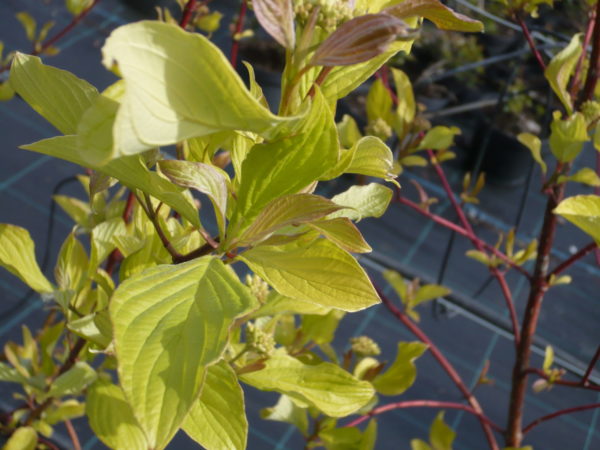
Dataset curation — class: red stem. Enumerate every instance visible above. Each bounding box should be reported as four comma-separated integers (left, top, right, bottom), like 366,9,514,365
344,400,503,432
379,287,499,449
104,190,135,275
0,0,101,73
65,419,82,450
580,0,600,106
547,242,598,278
523,403,600,435
570,8,596,99
582,345,600,385
230,0,248,68
426,150,521,347
395,195,531,280
514,14,546,72
179,0,198,28
376,66,398,104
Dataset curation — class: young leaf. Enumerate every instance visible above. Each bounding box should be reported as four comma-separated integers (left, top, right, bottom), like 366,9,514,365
312,14,416,66
385,0,484,32
549,111,588,163
543,345,554,373
158,160,229,236
21,136,201,227
234,89,338,226
366,79,394,125
329,183,393,221
183,361,248,450
76,93,120,165
345,136,399,186
261,395,309,436
544,34,582,114
308,218,372,253
0,224,54,293
429,411,456,450
240,354,375,417
110,257,257,449
10,53,98,134
253,0,295,49
86,377,148,450
239,239,380,312
16,12,37,42
554,195,600,243
235,193,345,247
517,133,546,174
418,126,460,150
413,284,450,305
383,270,408,301
55,233,88,293
558,167,600,187
101,21,290,153
391,68,416,133
3,427,37,450
45,362,97,399
66,0,92,15
251,291,332,317
338,114,363,149
373,342,428,395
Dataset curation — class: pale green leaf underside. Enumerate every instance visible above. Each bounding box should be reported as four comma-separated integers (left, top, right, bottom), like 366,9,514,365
0,224,54,293
86,378,148,450
239,238,380,312
241,354,374,417
10,53,98,135
110,257,256,449
329,183,393,221
554,195,600,243
20,136,200,227
183,361,247,450
101,21,290,153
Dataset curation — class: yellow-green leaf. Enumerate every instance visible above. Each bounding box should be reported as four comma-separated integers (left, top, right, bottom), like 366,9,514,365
559,167,600,187
261,394,308,435
101,21,290,154
308,217,372,253
239,239,380,312
518,133,546,174
554,195,600,243
544,34,582,114
45,362,97,399
16,12,36,42
418,126,460,150
329,183,393,221
3,427,37,450
429,411,455,450
346,136,399,185
373,342,428,395
110,257,256,448
0,224,54,293
86,377,148,450
241,353,375,417
385,0,484,32
10,53,98,134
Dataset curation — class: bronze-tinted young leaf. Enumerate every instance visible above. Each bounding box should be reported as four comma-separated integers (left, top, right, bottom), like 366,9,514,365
311,14,416,67
253,0,295,49
385,0,484,33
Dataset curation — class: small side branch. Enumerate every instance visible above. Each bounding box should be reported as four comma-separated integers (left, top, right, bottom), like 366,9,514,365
525,368,600,392
548,242,598,278
514,13,546,71
179,0,198,28
230,0,248,68
523,403,600,435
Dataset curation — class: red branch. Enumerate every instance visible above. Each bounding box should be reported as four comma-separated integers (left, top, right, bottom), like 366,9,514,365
179,0,198,28
583,346,600,385
344,400,503,432
570,7,596,99
378,288,499,449
426,150,521,347
523,403,600,435
580,0,600,105
514,14,546,72
547,242,598,278
230,0,248,68
0,0,101,74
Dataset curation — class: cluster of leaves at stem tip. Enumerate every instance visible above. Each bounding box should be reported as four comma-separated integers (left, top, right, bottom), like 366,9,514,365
0,0,598,448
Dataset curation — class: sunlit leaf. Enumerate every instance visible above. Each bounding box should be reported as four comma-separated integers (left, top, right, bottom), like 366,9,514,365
253,0,295,49
308,218,372,253
518,133,546,174
3,427,37,450
385,0,484,32
329,183,393,221
373,342,428,395
554,195,600,243
544,34,582,114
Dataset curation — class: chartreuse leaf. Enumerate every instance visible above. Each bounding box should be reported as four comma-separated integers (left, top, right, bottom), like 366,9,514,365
0,224,54,293
518,133,546,174
234,193,344,247
0,362,29,384
3,426,37,450
261,394,309,435
233,89,338,228
549,111,589,163
20,136,201,227
373,342,428,395
366,79,394,125
54,233,87,293
158,160,229,237
10,53,98,134
346,137,399,186
45,362,97,400
308,218,372,253
101,21,290,154
554,195,600,243
16,12,36,41
329,183,393,221
429,411,456,450
183,361,247,450
239,239,380,312
543,345,554,372
90,218,126,271
558,167,600,186
544,34,582,114
418,126,460,150
77,93,120,165
251,291,331,317
385,0,484,32
86,377,148,450
110,257,256,449
241,353,375,417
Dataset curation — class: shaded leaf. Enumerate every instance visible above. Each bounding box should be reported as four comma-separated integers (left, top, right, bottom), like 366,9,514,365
544,34,582,114
385,0,484,32
253,0,295,49
518,133,546,174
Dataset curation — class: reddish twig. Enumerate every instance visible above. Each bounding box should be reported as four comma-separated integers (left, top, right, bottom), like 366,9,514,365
376,66,398,104
426,150,521,347
378,287,499,450
580,0,600,106
230,0,248,68
582,346,600,386
344,400,503,432
523,403,600,435
547,242,598,278
104,190,136,275
179,0,198,28
525,368,600,392
395,196,532,280
0,0,101,74
514,14,546,71
65,419,82,450
570,7,597,99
